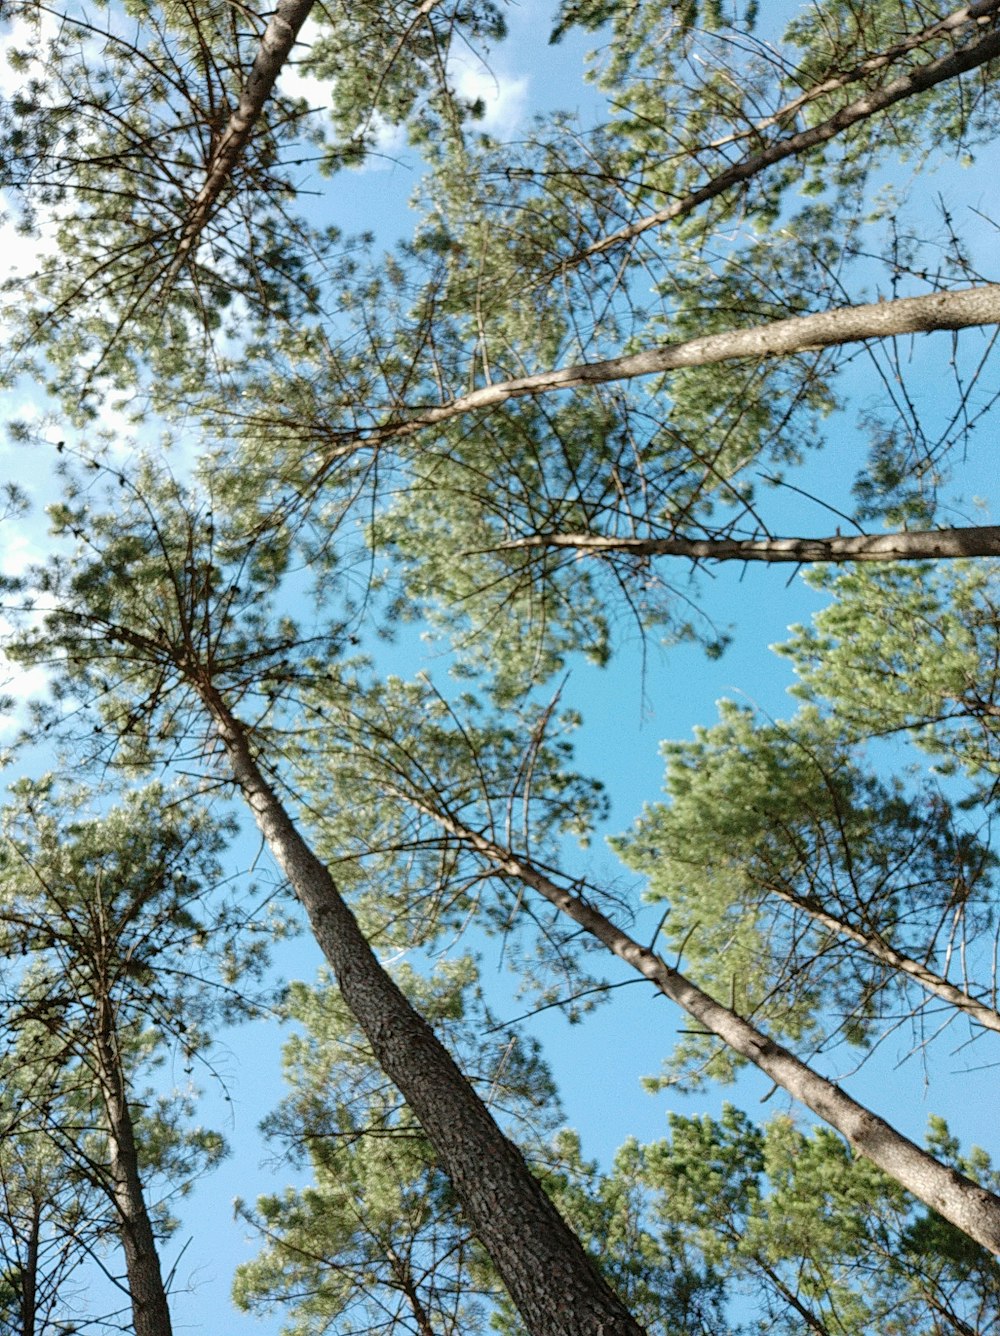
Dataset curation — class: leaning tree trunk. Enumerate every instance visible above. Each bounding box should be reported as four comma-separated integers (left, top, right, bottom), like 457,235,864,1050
573,2,1000,265
500,525,1000,564
417,800,1000,1256
166,0,315,282
313,284,1000,464
93,990,173,1336
196,677,646,1336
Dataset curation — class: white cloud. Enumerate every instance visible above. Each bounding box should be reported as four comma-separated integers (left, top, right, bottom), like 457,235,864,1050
276,15,327,107
0,7,61,99
451,60,529,136
1,529,42,579
0,657,49,736
0,203,58,284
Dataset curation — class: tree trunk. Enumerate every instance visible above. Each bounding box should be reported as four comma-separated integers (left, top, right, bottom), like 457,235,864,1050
418,802,1000,1255
93,992,173,1336
197,679,647,1336
167,0,315,279
19,1197,39,1336
320,284,1000,458
499,525,1000,563
573,2,1000,265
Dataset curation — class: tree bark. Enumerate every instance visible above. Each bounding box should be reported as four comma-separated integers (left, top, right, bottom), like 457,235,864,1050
497,526,1000,563
569,3,1000,266
195,677,647,1336
93,991,173,1336
416,802,1000,1256
20,1197,39,1336
319,284,1000,458
167,0,315,279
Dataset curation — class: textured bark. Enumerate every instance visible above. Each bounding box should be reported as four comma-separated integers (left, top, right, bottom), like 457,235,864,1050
321,284,1000,458
21,1198,39,1336
498,526,1000,563
418,804,1000,1255
94,992,173,1336
168,0,315,276
196,679,647,1336
571,3,1000,265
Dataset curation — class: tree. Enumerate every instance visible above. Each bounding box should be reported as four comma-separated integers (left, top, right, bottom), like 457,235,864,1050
0,0,507,401
4,0,1000,1328
0,779,264,1336
0,1047,116,1336
4,464,647,1336
616,1106,1000,1336
778,559,1000,783
614,700,1000,1074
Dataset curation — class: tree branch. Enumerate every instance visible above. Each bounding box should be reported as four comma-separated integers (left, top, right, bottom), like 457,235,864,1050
317,284,1000,461
567,2,1000,267
497,526,1000,563
759,880,1000,1036
166,0,315,282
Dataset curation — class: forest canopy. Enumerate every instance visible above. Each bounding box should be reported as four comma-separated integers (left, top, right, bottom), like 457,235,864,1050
1,1,1000,1333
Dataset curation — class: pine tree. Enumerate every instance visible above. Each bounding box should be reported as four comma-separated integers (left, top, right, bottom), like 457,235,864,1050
4,1,1000,1329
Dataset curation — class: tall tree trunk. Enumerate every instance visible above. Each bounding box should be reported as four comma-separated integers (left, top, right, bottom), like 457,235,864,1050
571,2,1000,266
499,525,1000,563
196,678,646,1336
93,992,173,1336
166,0,315,280
316,284,1000,460
19,1198,39,1336
416,801,1000,1255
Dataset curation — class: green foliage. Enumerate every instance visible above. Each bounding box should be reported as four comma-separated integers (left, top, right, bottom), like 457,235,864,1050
615,698,997,1084
0,1046,115,1334
302,0,507,162
634,1106,1000,1336
528,1131,730,1336
0,0,510,413
4,457,351,778
778,561,1000,784
234,957,558,1335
